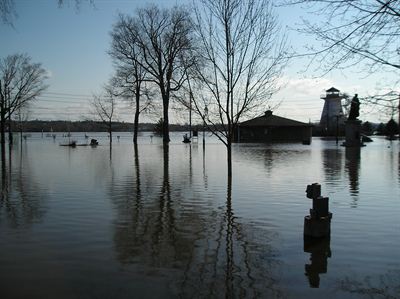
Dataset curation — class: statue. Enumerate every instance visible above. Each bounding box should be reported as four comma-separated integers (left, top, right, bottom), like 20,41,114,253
348,94,360,121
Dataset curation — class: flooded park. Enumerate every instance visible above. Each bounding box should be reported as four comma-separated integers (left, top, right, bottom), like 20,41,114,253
0,132,399,298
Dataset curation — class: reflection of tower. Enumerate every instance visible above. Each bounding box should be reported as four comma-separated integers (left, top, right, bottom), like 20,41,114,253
322,149,343,185
320,87,345,135
304,237,331,288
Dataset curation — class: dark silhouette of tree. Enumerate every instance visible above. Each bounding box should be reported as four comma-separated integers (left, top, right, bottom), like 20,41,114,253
110,14,153,144
376,122,386,135
191,0,288,177
91,84,117,144
361,121,373,135
385,118,399,139
114,5,193,144
0,54,47,156
153,118,163,136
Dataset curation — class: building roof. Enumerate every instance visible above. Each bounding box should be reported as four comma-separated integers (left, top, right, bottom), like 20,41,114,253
240,111,311,127
326,87,340,92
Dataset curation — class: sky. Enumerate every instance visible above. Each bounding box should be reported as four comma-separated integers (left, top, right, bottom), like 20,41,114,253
1,0,397,124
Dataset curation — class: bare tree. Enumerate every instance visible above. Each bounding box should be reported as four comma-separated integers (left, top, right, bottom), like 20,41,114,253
14,104,30,144
0,54,47,154
284,0,400,120
284,0,400,73
115,5,193,144
110,15,149,144
191,0,289,177
0,0,15,25
91,84,117,144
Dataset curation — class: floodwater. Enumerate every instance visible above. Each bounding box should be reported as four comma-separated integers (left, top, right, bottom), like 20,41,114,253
0,132,399,299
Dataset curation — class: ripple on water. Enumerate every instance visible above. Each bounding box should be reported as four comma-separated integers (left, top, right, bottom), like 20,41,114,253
0,135,399,298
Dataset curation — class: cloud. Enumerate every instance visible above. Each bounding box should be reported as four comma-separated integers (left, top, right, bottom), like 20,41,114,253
276,76,335,97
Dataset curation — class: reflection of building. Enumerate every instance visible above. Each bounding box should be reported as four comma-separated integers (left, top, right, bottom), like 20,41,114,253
320,87,346,135
236,110,312,144
322,149,343,186
304,237,331,288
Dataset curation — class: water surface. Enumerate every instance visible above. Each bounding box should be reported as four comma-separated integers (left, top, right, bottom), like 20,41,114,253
1,133,399,298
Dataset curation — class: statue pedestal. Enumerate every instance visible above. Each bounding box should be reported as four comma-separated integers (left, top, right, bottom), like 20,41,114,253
342,120,363,147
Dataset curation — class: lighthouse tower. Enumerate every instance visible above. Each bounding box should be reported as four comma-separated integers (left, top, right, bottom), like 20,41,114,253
320,87,345,135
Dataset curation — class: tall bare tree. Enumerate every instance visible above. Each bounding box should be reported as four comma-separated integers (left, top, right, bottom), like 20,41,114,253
115,5,193,144
91,84,117,144
110,15,149,144
0,54,47,154
191,0,289,177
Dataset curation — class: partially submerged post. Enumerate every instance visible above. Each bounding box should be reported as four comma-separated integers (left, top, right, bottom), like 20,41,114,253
303,183,332,288
304,183,332,238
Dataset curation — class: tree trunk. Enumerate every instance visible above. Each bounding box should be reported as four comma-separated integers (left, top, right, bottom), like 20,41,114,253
225,171,233,297
227,137,232,178
8,119,13,147
162,94,170,144
109,122,112,145
0,111,6,158
133,91,140,144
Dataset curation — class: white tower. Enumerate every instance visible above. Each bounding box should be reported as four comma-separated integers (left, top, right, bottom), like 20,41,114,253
320,87,345,135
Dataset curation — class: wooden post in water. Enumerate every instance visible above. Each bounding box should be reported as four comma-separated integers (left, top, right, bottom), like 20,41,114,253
304,183,332,238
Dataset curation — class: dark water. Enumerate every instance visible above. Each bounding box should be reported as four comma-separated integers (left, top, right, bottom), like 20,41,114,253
0,133,399,299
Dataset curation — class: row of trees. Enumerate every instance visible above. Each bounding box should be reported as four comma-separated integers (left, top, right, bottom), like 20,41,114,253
0,54,47,156
2,0,399,177
2,0,288,177
104,0,288,176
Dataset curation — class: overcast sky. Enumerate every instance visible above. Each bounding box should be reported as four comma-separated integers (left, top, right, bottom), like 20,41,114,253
1,0,395,123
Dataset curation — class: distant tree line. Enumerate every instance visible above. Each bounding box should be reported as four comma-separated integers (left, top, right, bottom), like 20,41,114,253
312,119,399,138
9,120,195,133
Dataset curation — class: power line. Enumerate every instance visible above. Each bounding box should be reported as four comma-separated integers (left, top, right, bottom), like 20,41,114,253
43,91,93,97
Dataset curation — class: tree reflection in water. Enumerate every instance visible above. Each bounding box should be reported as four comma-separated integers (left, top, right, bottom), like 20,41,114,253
0,144,46,228
338,270,400,299
110,144,283,298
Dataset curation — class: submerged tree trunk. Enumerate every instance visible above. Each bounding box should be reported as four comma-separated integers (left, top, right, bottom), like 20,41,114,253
225,172,233,297
227,136,232,178
162,94,170,144
133,89,140,144
109,121,113,145
0,111,6,158
1,147,7,199
8,119,13,147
